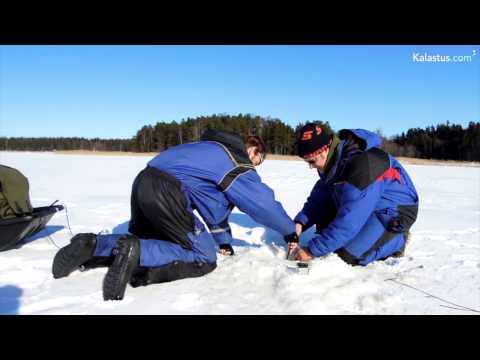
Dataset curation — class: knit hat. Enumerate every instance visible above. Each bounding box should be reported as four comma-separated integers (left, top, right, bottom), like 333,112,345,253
296,123,332,159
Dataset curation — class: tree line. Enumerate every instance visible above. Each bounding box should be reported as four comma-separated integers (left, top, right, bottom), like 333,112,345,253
1,115,479,161
380,121,480,161
131,114,298,155
0,137,136,152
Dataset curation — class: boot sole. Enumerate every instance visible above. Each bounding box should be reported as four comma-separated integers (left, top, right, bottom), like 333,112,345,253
52,238,94,279
103,239,138,301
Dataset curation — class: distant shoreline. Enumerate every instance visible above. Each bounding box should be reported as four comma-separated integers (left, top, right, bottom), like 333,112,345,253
2,150,479,167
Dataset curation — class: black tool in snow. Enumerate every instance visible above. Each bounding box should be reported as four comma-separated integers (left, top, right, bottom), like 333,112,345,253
286,245,310,275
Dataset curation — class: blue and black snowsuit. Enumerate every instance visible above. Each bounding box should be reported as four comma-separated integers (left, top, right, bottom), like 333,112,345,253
295,129,419,266
94,130,296,282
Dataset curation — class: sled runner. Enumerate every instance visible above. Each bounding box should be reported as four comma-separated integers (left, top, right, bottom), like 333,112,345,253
0,204,64,251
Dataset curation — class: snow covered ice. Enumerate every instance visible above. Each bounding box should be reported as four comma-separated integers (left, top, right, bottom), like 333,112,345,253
0,151,479,314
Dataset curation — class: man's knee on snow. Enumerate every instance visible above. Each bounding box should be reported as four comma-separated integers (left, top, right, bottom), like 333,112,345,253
130,261,217,287
335,232,406,266
358,233,406,265
187,228,218,264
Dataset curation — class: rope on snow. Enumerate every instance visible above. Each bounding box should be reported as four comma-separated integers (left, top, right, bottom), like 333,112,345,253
63,203,74,236
385,274,480,314
44,200,75,249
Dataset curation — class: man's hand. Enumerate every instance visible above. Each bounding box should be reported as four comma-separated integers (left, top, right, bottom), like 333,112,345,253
286,242,299,260
288,242,298,252
284,232,299,260
219,244,234,256
294,247,314,261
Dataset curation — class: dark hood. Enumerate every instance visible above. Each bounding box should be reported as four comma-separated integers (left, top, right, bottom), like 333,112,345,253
200,129,252,165
338,129,382,151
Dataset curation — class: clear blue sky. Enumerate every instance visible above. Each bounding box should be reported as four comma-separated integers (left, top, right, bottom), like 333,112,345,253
1,45,478,139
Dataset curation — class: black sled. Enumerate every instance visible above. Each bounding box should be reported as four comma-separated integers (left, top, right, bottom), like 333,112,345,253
0,205,64,251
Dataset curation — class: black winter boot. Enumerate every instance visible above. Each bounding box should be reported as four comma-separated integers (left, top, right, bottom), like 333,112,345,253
103,235,140,301
52,233,98,279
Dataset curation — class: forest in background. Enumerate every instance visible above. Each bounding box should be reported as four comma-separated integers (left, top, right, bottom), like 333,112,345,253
1,114,479,161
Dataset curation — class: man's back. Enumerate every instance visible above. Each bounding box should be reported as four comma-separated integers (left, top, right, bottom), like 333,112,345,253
148,141,239,186
147,141,241,223
331,129,419,207
147,137,295,238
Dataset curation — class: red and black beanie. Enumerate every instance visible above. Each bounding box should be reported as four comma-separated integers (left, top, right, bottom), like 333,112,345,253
296,123,332,159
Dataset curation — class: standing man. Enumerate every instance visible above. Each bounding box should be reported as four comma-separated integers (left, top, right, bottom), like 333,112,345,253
52,129,298,300
290,123,419,266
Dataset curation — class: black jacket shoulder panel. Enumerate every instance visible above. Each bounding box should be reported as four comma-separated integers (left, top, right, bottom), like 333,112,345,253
200,129,252,165
218,166,254,192
338,147,390,191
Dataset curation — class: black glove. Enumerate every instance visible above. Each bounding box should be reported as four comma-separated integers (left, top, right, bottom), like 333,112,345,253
284,232,299,244
219,244,235,256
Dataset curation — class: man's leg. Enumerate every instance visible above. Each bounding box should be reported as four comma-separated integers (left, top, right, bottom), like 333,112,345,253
102,167,217,300
357,232,405,265
94,225,218,265
130,262,217,288
93,233,124,257
335,212,406,266
130,227,218,287
139,219,217,266
52,233,114,279
52,232,137,279
103,217,217,300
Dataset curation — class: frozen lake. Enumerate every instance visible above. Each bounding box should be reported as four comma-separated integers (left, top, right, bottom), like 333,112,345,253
1,151,479,314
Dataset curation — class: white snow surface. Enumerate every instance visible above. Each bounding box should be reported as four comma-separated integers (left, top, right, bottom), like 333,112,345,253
0,151,479,315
